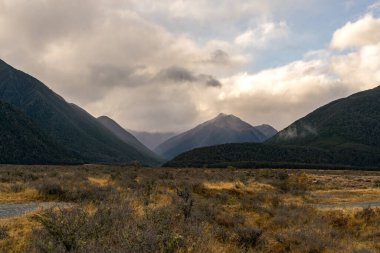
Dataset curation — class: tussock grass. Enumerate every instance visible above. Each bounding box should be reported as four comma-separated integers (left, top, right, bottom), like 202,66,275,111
0,165,378,252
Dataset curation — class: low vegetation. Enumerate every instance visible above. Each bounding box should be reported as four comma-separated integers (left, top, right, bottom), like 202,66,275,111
164,143,380,169
0,165,379,252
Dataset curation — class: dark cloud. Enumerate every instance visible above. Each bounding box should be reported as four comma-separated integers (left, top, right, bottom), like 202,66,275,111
155,66,222,87
156,66,197,83
90,64,134,87
206,78,222,87
198,74,222,87
210,50,230,64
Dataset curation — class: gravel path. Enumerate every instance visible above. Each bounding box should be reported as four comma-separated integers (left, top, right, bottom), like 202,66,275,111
314,201,380,209
0,202,67,219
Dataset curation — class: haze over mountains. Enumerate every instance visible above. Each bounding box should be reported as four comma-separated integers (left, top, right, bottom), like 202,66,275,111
1,58,380,169
0,59,160,165
155,113,277,159
166,86,380,169
129,130,177,150
97,116,162,162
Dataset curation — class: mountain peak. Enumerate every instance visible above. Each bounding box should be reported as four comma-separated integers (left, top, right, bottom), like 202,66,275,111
155,113,269,159
216,113,233,118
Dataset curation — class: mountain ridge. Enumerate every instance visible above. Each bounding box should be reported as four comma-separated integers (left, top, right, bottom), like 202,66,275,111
155,113,275,159
0,59,160,165
165,86,380,168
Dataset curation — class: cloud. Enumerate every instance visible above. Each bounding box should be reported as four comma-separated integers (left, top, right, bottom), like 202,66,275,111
0,0,236,100
156,66,197,83
155,66,222,87
235,21,288,48
331,43,380,90
368,2,380,12
0,0,380,133
204,59,350,130
331,14,380,49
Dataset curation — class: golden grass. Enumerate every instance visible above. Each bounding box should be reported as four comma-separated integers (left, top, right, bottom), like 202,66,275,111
204,181,274,192
0,166,379,252
311,188,380,204
0,214,39,253
87,176,110,186
0,188,39,203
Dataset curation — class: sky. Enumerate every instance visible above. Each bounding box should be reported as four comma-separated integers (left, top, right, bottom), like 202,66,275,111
1,0,380,132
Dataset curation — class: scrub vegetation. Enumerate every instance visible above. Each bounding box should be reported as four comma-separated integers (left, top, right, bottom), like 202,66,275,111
0,165,379,253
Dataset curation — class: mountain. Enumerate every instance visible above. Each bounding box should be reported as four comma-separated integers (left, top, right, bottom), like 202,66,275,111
268,86,380,150
0,101,80,164
97,116,163,161
129,130,177,150
165,86,380,169
154,113,270,159
255,124,278,139
0,59,160,165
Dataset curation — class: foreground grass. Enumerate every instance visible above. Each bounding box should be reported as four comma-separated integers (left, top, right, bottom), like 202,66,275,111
0,165,379,252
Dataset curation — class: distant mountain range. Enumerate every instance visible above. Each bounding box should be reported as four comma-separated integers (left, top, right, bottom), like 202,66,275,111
97,116,163,162
2,58,380,169
165,86,380,169
254,124,278,139
0,59,160,165
155,113,277,159
128,130,177,150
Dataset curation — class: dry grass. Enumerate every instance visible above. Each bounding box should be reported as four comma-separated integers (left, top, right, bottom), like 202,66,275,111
87,177,110,186
0,189,39,203
0,165,379,253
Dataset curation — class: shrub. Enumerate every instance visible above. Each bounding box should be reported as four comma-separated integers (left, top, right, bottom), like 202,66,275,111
176,187,194,219
36,181,65,199
356,207,376,223
138,178,156,205
31,208,89,252
130,160,141,169
10,183,26,193
235,226,262,249
0,226,8,240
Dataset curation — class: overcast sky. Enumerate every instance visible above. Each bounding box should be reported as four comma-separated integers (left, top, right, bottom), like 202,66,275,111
1,0,380,132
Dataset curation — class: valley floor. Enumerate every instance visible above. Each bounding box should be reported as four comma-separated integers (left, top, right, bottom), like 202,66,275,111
0,165,379,252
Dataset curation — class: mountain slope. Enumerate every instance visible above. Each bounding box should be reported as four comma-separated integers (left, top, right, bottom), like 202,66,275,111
255,124,278,139
97,116,163,161
129,130,177,150
0,59,160,165
165,86,380,169
268,86,380,150
155,113,268,159
0,101,80,164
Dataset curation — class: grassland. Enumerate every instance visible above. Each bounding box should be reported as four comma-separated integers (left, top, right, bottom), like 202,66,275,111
0,165,379,253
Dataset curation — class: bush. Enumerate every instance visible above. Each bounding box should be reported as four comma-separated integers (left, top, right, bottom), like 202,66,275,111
176,187,194,219
31,208,89,252
130,160,141,169
10,183,26,193
0,226,8,240
356,207,376,223
235,226,262,249
36,181,65,199
29,202,194,253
